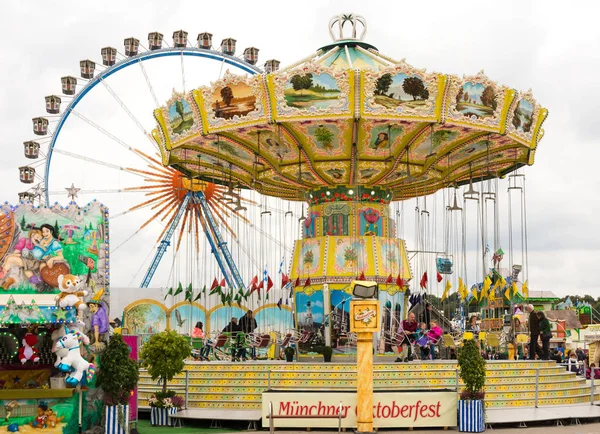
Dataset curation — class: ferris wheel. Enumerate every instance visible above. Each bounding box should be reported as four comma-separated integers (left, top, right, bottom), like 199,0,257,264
16,29,301,290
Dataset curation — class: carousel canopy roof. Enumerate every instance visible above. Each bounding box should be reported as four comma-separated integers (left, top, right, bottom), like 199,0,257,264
152,13,547,201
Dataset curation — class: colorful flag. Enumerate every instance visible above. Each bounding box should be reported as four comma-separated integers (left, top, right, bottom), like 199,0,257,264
441,280,452,302
511,281,519,296
281,273,290,287
420,272,428,289
219,278,226,288
359,271,365,280
304,277,311,288
492,248,505,265
294,277,300,287
173,283,183,297
522,280,529,299
436,272,443,283
277,298,282,310
267,276,274,292
504,285,511,300
396,275,405,288
471,285,478,301
458,278,466,300
386,274,393,284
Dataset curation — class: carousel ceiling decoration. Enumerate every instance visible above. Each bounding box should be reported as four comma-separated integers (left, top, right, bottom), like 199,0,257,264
152,13,547,201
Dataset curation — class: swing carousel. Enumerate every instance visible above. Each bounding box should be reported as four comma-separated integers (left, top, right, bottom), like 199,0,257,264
147,13,547,356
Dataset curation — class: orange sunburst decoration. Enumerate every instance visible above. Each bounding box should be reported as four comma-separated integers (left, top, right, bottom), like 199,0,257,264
123,152,251,252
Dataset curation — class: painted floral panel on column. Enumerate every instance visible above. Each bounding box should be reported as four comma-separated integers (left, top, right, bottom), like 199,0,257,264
359,207,382,236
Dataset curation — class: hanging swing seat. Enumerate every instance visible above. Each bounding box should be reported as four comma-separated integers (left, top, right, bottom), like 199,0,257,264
436,256,453,274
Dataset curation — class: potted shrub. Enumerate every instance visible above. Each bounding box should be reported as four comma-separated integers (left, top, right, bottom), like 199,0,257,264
321,346,333,363
95,334,139,434
284,346,295,362
140,330,191,426
457,339,486,432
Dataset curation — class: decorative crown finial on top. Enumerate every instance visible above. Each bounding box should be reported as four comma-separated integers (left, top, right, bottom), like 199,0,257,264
328,13,367,42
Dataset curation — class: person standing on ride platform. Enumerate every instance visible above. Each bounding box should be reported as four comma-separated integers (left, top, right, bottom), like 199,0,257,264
526,304,542,360
239,310,258,359
537,311,552,361
223,318,246,361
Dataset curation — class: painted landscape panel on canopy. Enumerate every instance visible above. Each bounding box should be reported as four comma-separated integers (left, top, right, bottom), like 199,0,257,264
284,72,342,110
356,161,388,185
124,301,167,337
281,164,320,186
159,93,202,148
255,307,294,334
211,81,257,120
271,63,352,121
445,73,507,131
169,98,195,135
362,67,438,120
0,202,108,296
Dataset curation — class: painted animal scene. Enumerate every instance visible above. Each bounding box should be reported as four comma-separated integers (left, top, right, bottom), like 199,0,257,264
284,72,341,109
169,99,195,134
512,98,534,133
212,82,257,120
455,82,497,119
0,203,107,295
373,73,430,109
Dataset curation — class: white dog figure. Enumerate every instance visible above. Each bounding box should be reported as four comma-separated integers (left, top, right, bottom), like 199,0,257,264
53,328,95,387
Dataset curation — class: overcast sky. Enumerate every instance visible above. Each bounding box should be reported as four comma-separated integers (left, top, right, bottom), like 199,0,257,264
0,0,598,298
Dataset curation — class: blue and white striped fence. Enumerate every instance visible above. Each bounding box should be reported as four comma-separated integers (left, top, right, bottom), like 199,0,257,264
150,407,178,426
458,400,484,432
105,405,129,434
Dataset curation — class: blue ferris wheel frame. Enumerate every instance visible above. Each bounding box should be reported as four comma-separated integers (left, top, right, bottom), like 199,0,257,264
43,47,261,204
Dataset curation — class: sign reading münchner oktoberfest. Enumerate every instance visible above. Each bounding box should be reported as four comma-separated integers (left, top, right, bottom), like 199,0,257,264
262,391,457,428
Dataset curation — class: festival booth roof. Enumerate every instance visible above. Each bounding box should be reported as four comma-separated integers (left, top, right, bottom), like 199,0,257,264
527,290,560,301
544,309,582,330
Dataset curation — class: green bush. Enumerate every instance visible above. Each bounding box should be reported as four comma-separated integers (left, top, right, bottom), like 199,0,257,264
95,334,139,406
457,339,486,400
140,330,191,393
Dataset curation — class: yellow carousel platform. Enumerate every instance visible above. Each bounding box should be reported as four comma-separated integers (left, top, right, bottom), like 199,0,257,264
138,360,599,412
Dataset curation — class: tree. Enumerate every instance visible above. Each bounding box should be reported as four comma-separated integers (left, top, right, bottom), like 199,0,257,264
456,87,464,105
20,215,26,231
463,91,469,102
375,73,393,96
402,76,426,101
314,125,335,149
300,73,313,92
54,220,60,237
480,86,497,110
140,330,191,393
220,86,234,106
512,103,522,129
175,100,185,122
419,88,430,100
95,334,139,406
458,339,486,400
290,74,304,92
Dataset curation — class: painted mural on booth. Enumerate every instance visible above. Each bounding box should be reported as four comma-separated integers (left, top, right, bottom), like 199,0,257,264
0,202,108,296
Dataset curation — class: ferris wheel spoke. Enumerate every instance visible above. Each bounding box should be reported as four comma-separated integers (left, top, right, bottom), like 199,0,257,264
98,78,159,152
138,60,160,108
52,148,146,179
69,110,158,165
